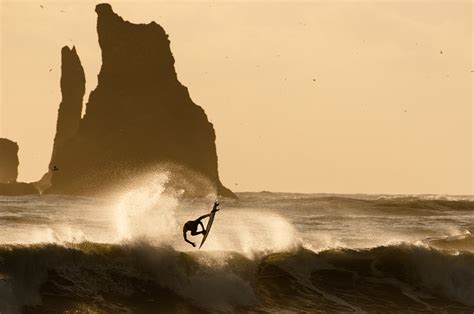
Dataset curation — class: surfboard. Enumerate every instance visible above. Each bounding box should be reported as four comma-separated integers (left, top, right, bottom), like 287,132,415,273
199,209,218,249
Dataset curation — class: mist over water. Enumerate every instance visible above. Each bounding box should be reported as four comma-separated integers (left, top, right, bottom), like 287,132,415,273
0,174,473,312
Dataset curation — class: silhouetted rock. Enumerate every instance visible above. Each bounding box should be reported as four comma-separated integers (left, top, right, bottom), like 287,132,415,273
0,139,39,195
0,182,39,196
33,171,52,194
50,46,85,168
47,3,235,198
37,46,85,192
0,138,19,183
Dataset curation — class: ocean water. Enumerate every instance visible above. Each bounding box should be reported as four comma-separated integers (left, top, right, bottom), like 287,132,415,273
0,177,473,312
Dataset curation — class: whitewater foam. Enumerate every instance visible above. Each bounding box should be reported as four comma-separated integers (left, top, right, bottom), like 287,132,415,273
113,172,180,244
1,190,473,311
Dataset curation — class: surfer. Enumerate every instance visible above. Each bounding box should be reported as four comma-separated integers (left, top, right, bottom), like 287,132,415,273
183,201,219,247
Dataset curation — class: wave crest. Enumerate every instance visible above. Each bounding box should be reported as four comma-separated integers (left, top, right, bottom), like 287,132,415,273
1,242,473,312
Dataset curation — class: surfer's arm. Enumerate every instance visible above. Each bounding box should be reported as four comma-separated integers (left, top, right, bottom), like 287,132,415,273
196,204,219,222
183,230,195,247
197,213,211,221
195,202,220,223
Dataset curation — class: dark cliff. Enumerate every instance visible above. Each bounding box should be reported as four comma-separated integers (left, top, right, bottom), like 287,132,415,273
0,182,39,196
50,46,85,168
0,138,38,195
0,138,19,183
35,47,85,193
47,3,234,197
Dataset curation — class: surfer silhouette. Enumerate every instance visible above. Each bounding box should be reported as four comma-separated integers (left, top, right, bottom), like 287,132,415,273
183,201,219,247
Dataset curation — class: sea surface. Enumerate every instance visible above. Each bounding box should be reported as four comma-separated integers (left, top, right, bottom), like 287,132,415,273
0,180,473,312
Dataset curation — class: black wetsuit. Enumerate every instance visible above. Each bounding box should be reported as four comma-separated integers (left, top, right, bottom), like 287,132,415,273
183,202,219,247
183,219,206,236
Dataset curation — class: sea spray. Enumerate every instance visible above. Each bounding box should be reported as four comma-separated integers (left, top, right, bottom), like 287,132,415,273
196,208,298,256
114,172,180,244
1,193,473,311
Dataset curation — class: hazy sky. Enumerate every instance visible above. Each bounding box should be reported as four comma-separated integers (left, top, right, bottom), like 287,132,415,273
1,1,472,195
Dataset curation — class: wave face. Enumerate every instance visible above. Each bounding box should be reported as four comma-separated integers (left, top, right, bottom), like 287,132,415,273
0,243,473,312
0,184,473,312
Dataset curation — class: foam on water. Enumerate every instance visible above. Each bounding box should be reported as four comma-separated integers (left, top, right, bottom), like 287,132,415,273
0,185,474,312
110,172,301,257
113,172,179,244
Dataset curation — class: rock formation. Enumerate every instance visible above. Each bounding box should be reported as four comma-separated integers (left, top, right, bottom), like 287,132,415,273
0,182,39,196
35,46,86,193
46,3,234,198
0,138,19,183
50,46,85,168
0,138,39,195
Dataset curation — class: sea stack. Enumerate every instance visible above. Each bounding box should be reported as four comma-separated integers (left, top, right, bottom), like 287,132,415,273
35,46,85,193
50,46,85,168
46,3,234,197
0,138,39,195
0,138,19,183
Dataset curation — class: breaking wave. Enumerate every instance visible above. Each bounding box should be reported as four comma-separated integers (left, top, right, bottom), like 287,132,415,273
1,177,473,312
0,242,473,313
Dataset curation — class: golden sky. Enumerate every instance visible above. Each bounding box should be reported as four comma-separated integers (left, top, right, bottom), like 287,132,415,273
1,0,472,194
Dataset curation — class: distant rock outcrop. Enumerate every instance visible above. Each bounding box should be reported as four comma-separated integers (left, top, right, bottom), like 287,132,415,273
0,138,39,195
0,182,39,196
36,46,86,193
0,138,19,183
50,46,85,169
46,3,234,198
